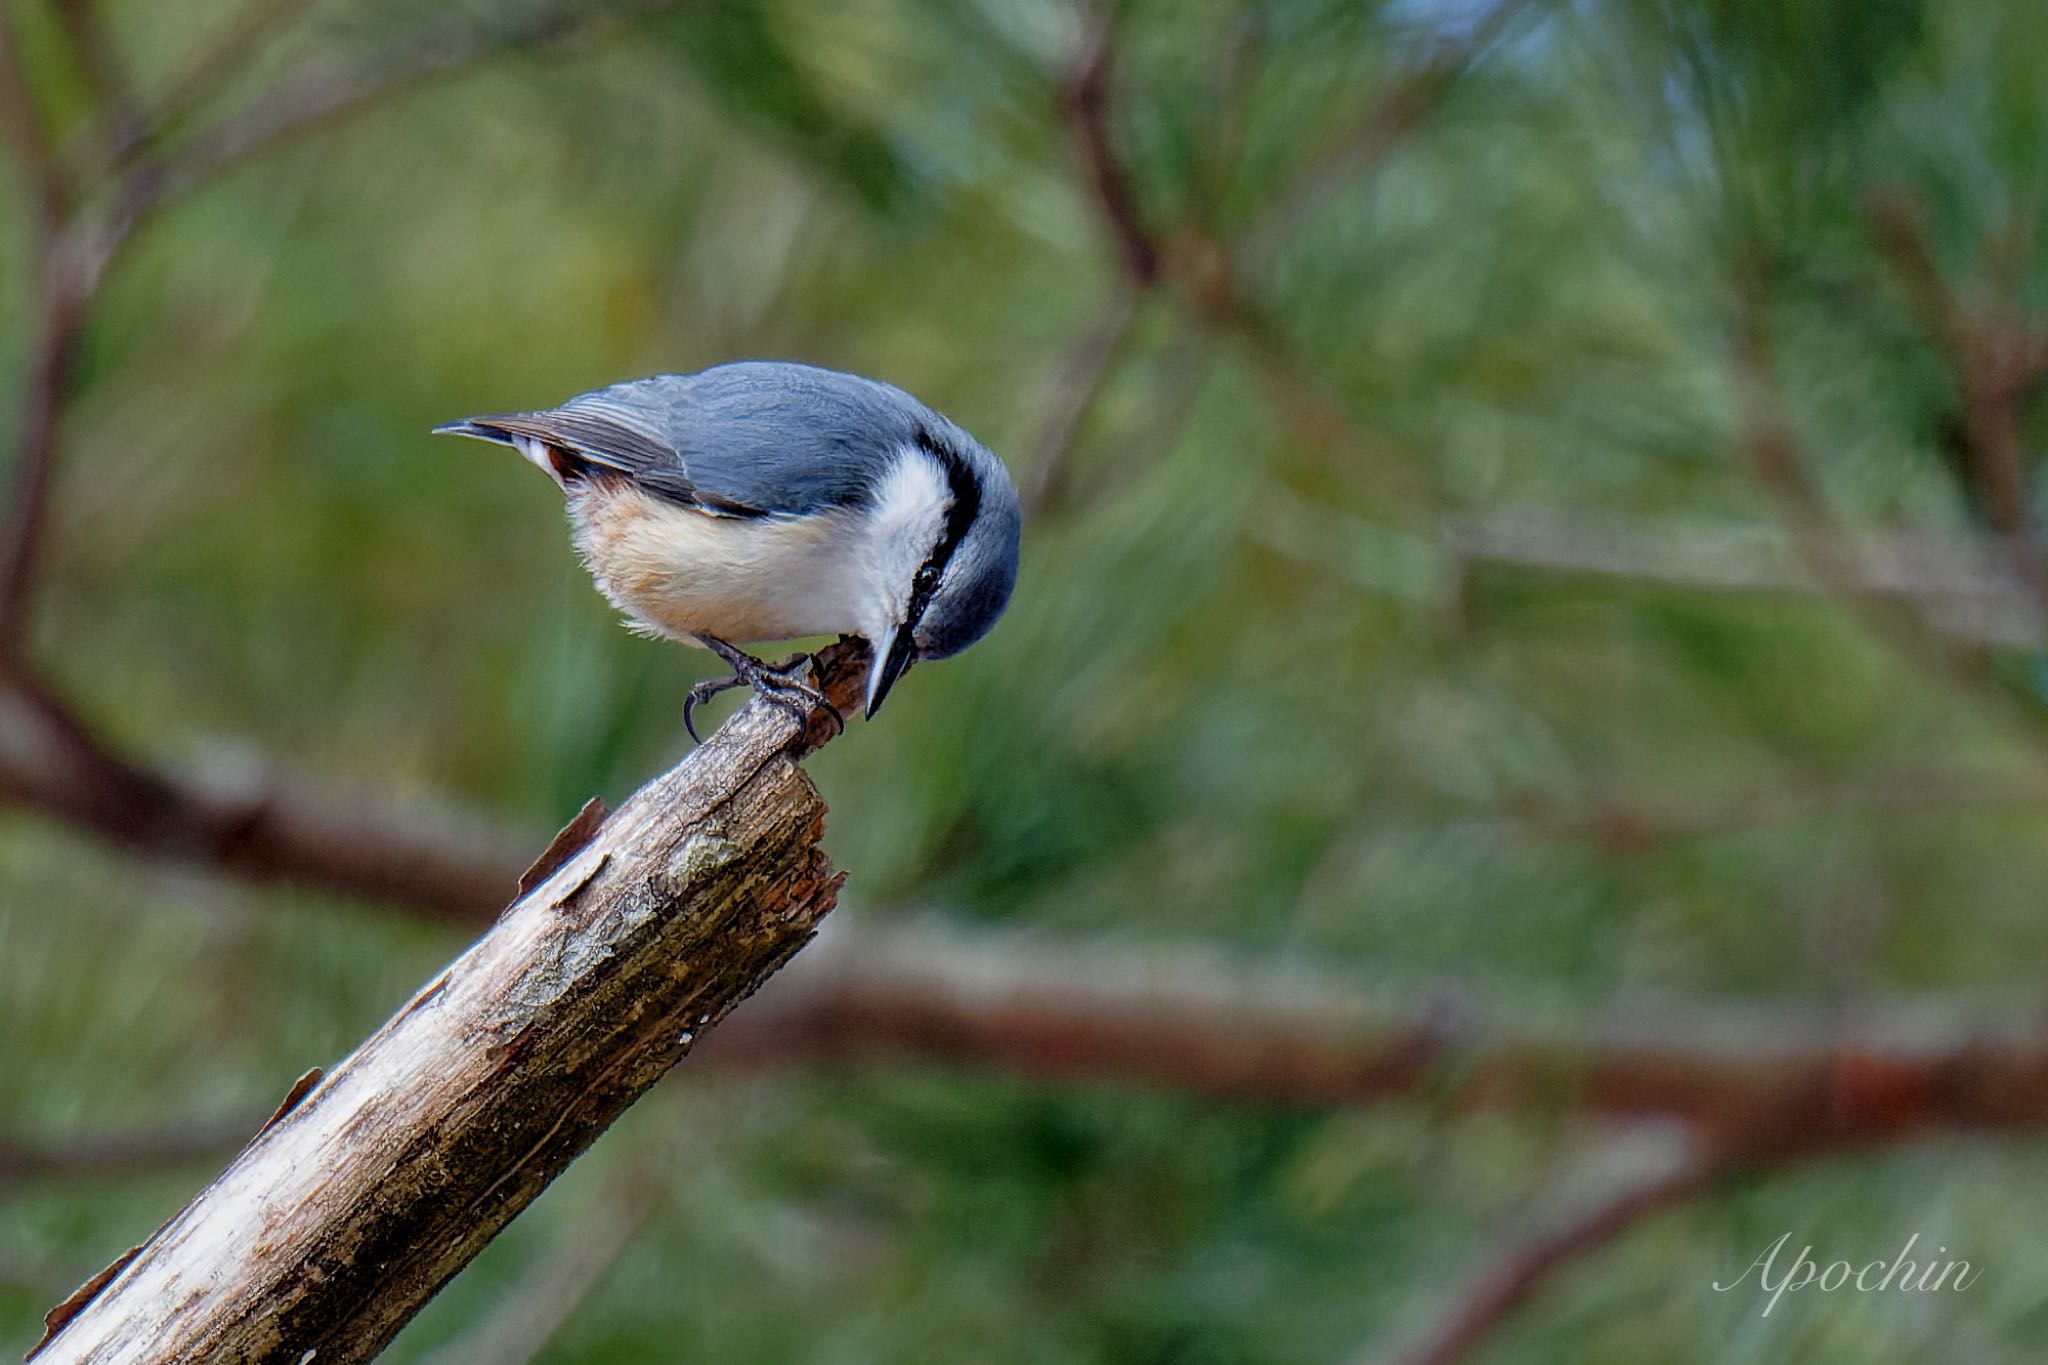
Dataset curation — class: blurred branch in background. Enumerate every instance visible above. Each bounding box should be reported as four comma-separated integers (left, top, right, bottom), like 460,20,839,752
17,919,2048,1176
415,1136,675,1365
1045,0,1512,518
0,5,87,653
1727,277,2048,770
1381,1137,1727,1365
0,1121,252,1190
1864,189,2048,616
1058,9,1161,289
0,6,69,227
1243,0,1536,264
116,0,324,164
1447,509,2048,647
1021,288,1140,518
44,0,146,163
1502,765,2048,852
0,248,89,655
141,0,693,209
720,924,2048,1151
0,661,527,916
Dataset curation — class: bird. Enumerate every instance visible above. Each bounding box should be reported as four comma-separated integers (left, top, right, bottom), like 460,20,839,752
434,360,1021,742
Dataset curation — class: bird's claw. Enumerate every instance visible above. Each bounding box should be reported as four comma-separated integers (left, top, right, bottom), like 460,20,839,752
685,639,845,746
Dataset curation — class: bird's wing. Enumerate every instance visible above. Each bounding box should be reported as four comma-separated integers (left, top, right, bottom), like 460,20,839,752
607,366,937,517
438,404,770,518
443,363,947,519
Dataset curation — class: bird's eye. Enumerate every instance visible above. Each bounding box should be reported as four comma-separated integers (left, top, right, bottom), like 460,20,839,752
914,564,940,595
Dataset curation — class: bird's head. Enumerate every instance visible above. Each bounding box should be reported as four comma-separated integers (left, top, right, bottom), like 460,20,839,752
863,425,1021,719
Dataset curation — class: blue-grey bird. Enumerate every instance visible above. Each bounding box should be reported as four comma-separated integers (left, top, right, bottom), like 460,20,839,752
434,361,1020,740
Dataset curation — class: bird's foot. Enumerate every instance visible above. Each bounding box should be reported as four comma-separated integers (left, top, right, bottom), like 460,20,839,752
685,636,845,745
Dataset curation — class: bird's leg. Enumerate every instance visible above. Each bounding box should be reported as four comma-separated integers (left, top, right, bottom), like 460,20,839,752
684,634,845,744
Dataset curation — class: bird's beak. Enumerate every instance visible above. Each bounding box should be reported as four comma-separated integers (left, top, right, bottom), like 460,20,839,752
865,624,917,719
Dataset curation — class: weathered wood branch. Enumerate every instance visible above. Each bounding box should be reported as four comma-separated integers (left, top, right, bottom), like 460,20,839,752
29,641,866,1365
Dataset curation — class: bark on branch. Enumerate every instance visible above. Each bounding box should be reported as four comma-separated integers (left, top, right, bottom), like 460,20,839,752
29,641,866,1365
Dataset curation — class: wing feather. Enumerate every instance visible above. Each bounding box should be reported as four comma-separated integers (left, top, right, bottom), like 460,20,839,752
445,408,767,517
440,361,982,521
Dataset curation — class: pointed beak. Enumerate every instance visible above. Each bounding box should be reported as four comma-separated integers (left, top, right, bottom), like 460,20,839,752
865,625,917,720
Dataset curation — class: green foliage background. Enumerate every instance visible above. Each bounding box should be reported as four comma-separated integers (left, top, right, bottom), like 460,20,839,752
5,0,2048,1359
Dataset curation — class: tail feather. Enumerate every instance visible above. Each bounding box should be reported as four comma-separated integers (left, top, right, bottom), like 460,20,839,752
432,415,584,487
433,417,515,443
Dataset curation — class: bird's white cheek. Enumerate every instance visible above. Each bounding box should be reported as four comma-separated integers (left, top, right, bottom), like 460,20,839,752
850,555,908,642
851,444,952,639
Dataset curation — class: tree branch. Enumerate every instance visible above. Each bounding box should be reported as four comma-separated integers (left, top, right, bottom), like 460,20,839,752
0,659,529,919
1021,288,1141,517
47,0,147,164
1504,765,2048,852
144,0,694,212
120,0,323,164
416,1134,673,1365
1380,1141,1726,1365
0,1122,252,1188
1244,0,1535,263
28,642,863,1364
715,923,2048,1145
0,6,68,227
1865,189,2048,616
1726,271,2048,764
1058,11,1162,288
0,3,93,655
1445,508,2046,647
24,921,2048,1201
0,230,99,655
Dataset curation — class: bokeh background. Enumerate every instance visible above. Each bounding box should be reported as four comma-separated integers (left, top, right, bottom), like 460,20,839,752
6,0,2048,1360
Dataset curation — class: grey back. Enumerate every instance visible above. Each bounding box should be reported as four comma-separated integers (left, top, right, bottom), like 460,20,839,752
563,361,978,517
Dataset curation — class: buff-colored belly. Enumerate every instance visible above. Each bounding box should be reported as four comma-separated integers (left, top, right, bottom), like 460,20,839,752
568,481,868,644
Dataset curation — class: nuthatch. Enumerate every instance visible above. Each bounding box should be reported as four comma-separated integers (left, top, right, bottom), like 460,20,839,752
436,361,1021,740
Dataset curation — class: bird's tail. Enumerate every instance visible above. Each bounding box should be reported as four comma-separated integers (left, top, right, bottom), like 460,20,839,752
431,417,514,443
433,415,584,487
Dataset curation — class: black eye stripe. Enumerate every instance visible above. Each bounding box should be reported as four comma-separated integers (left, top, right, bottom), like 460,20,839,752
913,427,981,566
905,426,983,630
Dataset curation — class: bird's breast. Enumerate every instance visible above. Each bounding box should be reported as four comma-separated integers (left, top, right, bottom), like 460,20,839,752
566,481,879,645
